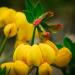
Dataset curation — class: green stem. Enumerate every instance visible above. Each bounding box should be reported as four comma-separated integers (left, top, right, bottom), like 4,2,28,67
31,26,37,45
36,66,38,75
0,37,8,55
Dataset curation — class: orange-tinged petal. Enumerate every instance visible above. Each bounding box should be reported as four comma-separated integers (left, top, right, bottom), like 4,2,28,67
54,47,72,67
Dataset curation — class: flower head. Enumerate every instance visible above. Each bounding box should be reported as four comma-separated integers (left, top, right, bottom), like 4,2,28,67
13,43,56,67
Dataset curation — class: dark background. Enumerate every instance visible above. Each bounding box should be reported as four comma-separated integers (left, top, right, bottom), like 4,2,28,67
0,0,75,34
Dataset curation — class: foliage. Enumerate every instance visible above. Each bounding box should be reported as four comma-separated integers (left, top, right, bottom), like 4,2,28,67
56,37,75,75
24,0,44,23
0,67,9,75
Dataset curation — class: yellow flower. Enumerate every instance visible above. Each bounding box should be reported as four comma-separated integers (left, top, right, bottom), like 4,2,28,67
13,44,31,64
3,8,16,24
38,63,52,75
0,7,9,28
15,12,28,28
1,61,29,75
1,62,15,75
0,7,8,12
39,43,56,64
4,23,17,37
13,43,56,67
0,7,16,26
0,7,9,16
0,18,5,28
17,23,34,42
15,12,38,42
14,60,29,75
13,44,43,67
45,40,58,54
26,44,43,66
54,47,72,67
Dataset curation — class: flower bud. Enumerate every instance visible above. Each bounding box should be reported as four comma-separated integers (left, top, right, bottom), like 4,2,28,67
14,60,29,75
4,23,17,37
33,18,42,26
39,63,52,75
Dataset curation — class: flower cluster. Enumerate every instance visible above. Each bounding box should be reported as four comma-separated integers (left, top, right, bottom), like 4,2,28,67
0,40,72,75
0,7,38,47
0,7,72,75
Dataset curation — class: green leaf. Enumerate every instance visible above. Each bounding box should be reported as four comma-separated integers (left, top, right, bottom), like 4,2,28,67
72,43,75,59
24,0,35,23
64,38,75,66
42,17,52,22
56,44,63,49
25,0,34,11
42,12,54,22
37,26,42,32
33,1,44,19
63,37,74,65
24,10,35,23
64,37,73,51
24,0,44,23
1,67,6,75
41,22,50,30
41,22,59,33
70,43,75,65
0,67,10,75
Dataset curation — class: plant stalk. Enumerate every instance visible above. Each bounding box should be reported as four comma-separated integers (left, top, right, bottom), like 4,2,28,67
0,37,8,55
31,26,37,45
